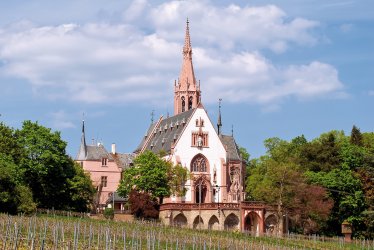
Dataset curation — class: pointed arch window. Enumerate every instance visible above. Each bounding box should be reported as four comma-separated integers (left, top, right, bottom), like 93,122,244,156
191,154,209,173
188,96,193,110
181,96,185,112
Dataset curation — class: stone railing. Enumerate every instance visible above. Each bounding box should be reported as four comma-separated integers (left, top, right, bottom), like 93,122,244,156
160,202,240,211
160,201,274,212
240,201,267,210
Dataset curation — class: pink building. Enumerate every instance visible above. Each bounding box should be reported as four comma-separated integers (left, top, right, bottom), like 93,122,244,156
75,121,134,212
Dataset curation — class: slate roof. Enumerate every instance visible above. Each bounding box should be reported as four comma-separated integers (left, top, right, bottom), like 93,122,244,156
76,144,114,161
106,192,127,204
219,134,242,162
112,153,135,170
135,108,196,154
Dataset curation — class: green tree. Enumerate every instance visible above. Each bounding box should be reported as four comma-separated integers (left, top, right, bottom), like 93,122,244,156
16,121,74,208
239,146,250,163
299,132,342,172
306,167,365,236
0,122,23,164
15,121,94,210
246,137,333,233
67,162,96,212
0,153,36,214
350,125,363,147
118,151,187,203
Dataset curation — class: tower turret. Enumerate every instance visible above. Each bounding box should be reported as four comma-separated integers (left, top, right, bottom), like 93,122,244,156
76,120,87,160
174,19,201,115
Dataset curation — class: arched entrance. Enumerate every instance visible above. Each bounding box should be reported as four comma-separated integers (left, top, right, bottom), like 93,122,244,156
244,212,261,236
265,214,278,234
193,216,204,229
191,154,211,204
224,213,239,230
208,215,219,230
173,213,187,227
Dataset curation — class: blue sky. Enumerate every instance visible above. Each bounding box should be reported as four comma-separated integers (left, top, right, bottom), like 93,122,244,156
0,0,373,158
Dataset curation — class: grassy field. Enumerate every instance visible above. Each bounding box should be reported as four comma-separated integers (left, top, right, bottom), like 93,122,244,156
0,213,372,250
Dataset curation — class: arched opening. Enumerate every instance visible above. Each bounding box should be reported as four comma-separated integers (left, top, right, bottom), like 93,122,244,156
265,214,278,234
224,213,239,230
244,212,261,236
208,215,220,230
173,213,187,227
193,216,204,229
195,181,207,204
188,96,193,110
181,96,185,112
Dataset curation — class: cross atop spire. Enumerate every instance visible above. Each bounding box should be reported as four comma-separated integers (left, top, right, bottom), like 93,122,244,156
174,19,201,115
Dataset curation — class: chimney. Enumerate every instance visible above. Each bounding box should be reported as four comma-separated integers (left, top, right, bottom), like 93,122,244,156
111,143,116,154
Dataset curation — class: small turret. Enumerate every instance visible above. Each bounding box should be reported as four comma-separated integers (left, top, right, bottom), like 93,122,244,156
76,120,87,160
217,98,222,135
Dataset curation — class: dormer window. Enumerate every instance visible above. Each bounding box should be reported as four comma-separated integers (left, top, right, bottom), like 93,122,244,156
102,158,108,166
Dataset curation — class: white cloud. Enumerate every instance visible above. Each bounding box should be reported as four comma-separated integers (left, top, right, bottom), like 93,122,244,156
149,1,319,52
0,0,345,108
50,110,75,130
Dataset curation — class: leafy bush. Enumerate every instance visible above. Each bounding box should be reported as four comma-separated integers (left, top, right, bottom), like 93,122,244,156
103,207,114,220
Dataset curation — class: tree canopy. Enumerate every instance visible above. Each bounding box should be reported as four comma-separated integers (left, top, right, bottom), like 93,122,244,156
117,151,188,218
246,126,374,237
0,120,95,213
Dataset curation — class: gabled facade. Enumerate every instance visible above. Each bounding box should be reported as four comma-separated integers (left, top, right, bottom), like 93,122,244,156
76,121,134,211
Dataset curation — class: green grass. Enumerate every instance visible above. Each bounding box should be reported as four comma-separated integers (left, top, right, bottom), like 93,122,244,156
0,213,371,249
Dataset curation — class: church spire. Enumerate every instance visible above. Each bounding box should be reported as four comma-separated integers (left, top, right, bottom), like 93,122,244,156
174,19,201,115
183,18,192,58
217,98,222,135
76,120,87,160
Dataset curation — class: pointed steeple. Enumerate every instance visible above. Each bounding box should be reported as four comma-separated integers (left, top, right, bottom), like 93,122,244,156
217,98,222,135
174,19,201,115
183,18,192,59
76,120,87,160
179,18,196,88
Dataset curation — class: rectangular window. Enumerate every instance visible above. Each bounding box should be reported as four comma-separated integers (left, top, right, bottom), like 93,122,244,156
101,176,107,187
102,158,108,166
191,132,209,147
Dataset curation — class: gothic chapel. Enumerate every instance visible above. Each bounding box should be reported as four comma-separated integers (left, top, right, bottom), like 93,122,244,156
135,20,245,206
77,20,287,234
135,21,284,233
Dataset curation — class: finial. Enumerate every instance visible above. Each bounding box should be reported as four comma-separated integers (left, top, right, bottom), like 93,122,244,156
231,124,234,137
217,98,222,135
